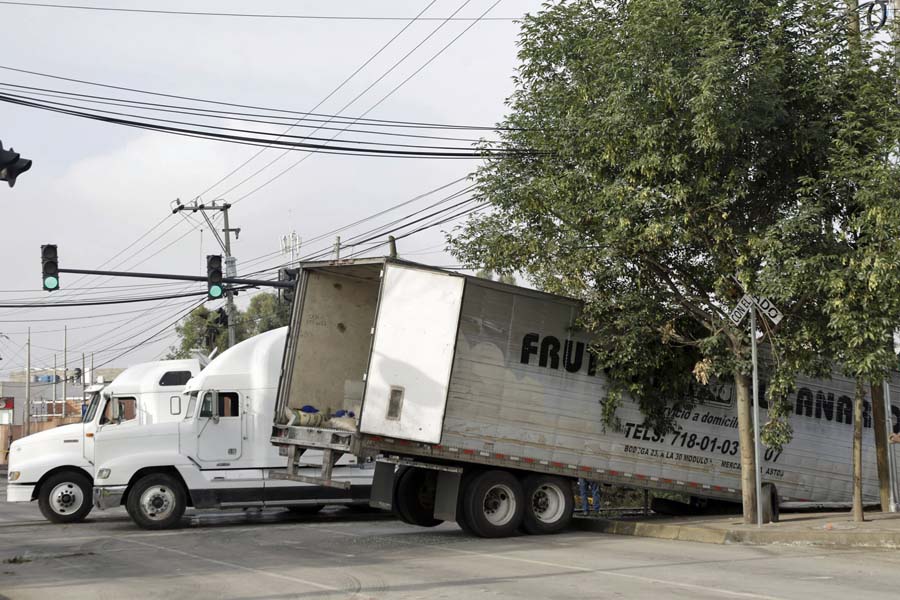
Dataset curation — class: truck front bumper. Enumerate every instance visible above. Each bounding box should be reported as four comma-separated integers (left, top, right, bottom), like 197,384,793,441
93,485,127,510
6,484,35,503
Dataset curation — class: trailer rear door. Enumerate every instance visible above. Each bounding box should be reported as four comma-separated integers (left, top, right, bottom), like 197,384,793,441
360,263,464,444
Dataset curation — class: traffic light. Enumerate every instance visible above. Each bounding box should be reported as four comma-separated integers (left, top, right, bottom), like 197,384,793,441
41,244,59,291
206,254,224,299
278,268,298,305
0,141,32,188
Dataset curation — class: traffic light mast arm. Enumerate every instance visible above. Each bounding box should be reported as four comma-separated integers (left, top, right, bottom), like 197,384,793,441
56,267,294,288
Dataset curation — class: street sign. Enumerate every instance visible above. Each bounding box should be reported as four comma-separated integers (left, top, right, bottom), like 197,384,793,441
729,294,783,326
729,294,754,326
751,295,783,325
0,397,14,410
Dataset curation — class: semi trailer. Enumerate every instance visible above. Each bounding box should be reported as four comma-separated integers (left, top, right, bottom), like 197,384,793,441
270,258,900,538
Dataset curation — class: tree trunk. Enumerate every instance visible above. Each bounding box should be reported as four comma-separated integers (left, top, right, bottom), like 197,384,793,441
870,381,891,512
852,378,865,522
735,371,757,524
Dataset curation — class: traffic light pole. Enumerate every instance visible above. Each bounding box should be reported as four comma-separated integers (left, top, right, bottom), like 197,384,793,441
54,267,292,288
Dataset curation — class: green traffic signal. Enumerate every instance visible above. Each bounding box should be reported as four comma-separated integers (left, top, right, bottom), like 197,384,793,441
208,284,223,299
41,244,59,292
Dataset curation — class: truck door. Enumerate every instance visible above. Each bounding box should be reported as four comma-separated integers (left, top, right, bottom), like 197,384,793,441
197,391,243,462
360,263,465,444
81,391,104,463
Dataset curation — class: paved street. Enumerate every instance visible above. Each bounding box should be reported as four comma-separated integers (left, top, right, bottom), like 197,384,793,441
1,484,899,600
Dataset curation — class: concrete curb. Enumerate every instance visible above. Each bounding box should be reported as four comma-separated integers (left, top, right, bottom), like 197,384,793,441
574,518,900,549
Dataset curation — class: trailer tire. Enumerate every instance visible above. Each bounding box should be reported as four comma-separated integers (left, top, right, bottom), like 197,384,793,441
394,467,443,527
37,471,93,524
455,468,481,535
126,473,187,530
761,483,780,524
521,475,573,535
461,470,524,538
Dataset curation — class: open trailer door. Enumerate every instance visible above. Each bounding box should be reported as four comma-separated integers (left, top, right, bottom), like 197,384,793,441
360,262,465,445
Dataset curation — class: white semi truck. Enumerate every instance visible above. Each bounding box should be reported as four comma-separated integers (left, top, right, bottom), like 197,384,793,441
270,259,900,538
6,359,201,523
92,327,373,529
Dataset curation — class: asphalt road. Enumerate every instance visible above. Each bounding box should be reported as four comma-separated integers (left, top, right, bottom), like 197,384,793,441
1,483,900,600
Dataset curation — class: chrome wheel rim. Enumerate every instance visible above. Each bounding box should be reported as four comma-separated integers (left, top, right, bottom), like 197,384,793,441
139,486,176,521
482,483,516,526
49,481,84,515
531,483,566,524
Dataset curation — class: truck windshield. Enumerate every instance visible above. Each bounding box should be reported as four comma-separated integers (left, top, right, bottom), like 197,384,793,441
183,391,198,420
82,392,101,423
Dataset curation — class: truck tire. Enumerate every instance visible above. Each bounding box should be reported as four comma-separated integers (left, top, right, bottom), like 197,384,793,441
455,469,480,535
126,473,187,530
521,475,573,535
394,467,443,527
761,483,780,524
37,471,93,524
460,470,524,538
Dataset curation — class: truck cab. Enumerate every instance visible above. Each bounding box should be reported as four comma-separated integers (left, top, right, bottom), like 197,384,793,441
92,327,373,530
6,359,201,523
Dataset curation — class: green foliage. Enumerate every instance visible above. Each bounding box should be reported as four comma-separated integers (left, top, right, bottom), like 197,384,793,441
451,0,900,437
166,292,291,359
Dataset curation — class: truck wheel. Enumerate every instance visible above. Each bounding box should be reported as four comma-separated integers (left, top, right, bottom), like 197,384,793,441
126,473,187,530
461,470,524,538
38,471,93,523
521,475,573,535
394,467,443,527
761,483,780,524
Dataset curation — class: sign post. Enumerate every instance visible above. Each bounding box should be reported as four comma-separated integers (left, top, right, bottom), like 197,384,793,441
730,292,782,527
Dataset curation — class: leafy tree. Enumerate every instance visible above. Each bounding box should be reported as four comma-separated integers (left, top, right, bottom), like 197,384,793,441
451,0,900,523
240,292,292,338
167,292,291,359
166,306,231,359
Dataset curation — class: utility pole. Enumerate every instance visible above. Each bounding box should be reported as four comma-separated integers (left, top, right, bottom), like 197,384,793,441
281,231,301,268
334,236,341,260
62,325,67,418
90,352,94,386
220,208,237,348
52,354,57,414
172,199,241,348
24,328,30,436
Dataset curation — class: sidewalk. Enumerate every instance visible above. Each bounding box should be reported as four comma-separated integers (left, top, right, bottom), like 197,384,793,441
575,510,900,549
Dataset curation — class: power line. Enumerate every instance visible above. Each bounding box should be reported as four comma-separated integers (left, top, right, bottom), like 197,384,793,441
227,0,504,203
0,65,509,131
0,93,514,158
196,0,442,199
0,2,520,22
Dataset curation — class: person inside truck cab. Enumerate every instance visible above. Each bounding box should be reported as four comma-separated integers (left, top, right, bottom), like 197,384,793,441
99,396,137,424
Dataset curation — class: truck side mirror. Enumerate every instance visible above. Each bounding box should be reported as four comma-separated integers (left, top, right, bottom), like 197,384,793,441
212,392,220,424
200,391,220,422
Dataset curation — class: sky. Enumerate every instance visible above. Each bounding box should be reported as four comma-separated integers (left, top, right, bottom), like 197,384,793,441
0,0,544,377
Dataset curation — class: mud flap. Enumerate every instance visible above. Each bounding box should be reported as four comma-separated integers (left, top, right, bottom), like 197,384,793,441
433,470,461,522
369,461,395,511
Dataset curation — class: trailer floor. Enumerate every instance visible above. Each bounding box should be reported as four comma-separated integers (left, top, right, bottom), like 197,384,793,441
2,485,900,599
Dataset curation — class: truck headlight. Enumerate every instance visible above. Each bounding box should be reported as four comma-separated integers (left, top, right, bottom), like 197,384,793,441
97,468,111,480
7,471,20,481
